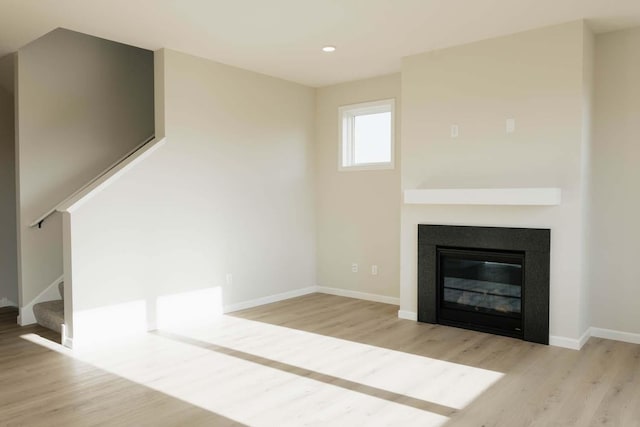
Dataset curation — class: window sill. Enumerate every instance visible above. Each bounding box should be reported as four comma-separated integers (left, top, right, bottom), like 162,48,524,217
339,162,395,172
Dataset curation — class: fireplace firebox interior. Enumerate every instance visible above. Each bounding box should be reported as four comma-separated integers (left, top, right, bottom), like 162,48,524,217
438,247,524,338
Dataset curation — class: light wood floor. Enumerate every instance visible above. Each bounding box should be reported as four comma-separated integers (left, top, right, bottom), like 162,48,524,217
0,307,240,426
1,294,639,426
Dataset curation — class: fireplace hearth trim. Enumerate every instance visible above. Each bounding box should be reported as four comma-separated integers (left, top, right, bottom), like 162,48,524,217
418,224,550,344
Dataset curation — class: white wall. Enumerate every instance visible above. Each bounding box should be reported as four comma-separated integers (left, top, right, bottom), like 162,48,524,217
579,25,595,336
0,54,18,307
315,74,401,301
65,49,316,343
400,22,594,342
16,29,154,310
590,27,640,335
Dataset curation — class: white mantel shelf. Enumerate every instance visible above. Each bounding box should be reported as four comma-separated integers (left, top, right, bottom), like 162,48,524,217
403,188,562,206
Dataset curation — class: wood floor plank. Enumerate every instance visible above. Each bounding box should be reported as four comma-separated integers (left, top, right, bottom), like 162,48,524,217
230,294,640,426
1,297,639,426
0,308,244,426
588,342,640,426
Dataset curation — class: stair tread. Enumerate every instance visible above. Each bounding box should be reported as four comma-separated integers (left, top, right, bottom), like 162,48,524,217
33,300,64,333
34,299,63,310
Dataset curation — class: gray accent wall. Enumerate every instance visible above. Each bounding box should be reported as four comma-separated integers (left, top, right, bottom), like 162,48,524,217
16,28,154,308
0,54,18,306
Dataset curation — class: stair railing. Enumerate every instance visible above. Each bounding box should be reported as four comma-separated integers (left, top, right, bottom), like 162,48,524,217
29,134,156,228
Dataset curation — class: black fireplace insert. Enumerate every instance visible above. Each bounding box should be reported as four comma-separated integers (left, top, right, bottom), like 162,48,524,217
438,247,524,338
418,225,550,344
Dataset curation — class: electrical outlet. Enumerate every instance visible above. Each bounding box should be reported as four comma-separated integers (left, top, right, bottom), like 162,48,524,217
351,263,358,273
371,265,378,275
226,273,233,286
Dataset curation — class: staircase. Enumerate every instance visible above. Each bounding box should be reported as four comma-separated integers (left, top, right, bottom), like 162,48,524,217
33,282,64,333
26,135,157,341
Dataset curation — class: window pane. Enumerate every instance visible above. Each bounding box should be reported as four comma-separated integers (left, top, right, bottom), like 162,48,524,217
354,112,391,164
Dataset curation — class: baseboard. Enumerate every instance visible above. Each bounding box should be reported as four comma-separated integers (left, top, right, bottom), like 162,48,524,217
61,324,73,349
395,316,591,350
19,275,64,326
549,327,591,350
223,286,317,313
316,286,400,306
590,327,640,345
577,327,592,349
63,335,74,349
549,335,581,350
550,326,640,350
224,286,399,315
0,297,17,308
398,310,417,321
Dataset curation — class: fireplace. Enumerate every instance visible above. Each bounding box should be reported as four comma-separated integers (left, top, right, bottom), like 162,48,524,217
438,247,524,338
418,225,550,344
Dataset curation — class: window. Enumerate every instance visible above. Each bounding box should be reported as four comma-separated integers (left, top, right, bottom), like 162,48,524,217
339,99,395,170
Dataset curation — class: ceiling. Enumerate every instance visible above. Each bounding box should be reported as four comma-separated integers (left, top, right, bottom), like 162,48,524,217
1,0,639,87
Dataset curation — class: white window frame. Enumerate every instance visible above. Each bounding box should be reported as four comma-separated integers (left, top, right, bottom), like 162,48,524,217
338,98,395,171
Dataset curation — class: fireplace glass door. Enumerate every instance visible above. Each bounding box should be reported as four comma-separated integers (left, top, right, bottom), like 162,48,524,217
437,247,524,338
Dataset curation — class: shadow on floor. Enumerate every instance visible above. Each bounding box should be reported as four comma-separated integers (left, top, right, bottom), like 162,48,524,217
0,307,246,427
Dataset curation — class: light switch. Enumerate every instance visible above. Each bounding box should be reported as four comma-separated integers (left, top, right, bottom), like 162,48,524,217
506,118,515,134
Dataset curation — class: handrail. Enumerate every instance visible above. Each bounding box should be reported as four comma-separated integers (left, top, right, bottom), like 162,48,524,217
29,134,156,228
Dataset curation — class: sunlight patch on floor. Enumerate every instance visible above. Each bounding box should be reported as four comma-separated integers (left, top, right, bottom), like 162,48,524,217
22,332,450,426
162,316,504,410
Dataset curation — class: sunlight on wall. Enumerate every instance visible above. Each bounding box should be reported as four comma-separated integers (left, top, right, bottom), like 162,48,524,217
23,314,503,425
71,286,224,348
156,287,223,329
73,300,147,346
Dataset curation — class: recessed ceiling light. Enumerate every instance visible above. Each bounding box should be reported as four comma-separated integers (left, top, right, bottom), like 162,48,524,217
322,46,336,53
